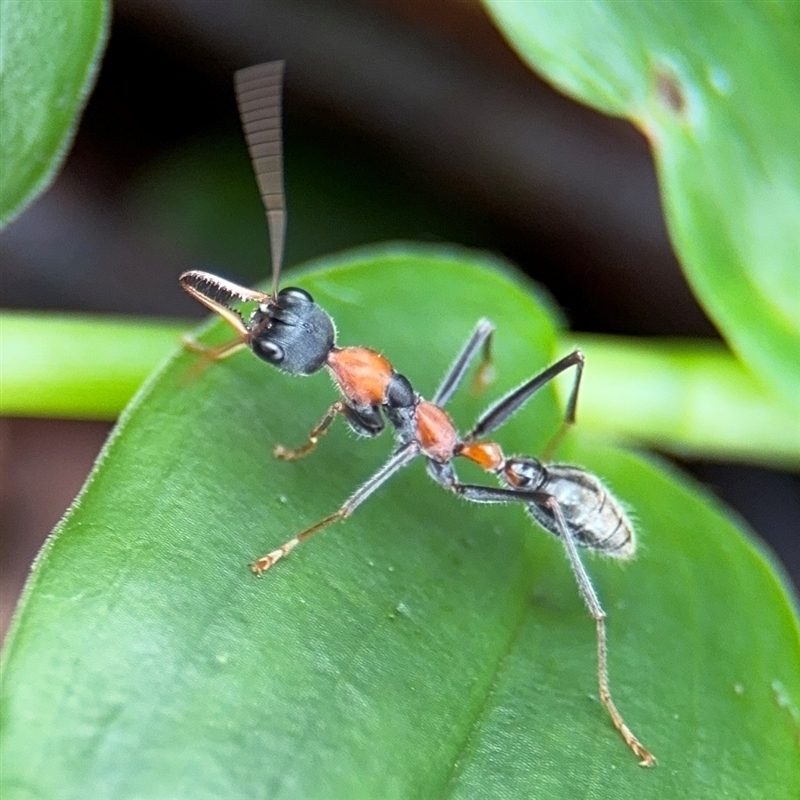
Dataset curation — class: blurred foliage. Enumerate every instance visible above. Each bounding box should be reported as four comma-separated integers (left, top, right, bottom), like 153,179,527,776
0,0,108,226
0,312,185,419
127,129,490,282
485,0,800,405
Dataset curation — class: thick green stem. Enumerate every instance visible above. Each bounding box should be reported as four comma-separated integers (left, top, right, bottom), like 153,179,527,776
1,312,796,465
0,311,186,420
564,335,799,468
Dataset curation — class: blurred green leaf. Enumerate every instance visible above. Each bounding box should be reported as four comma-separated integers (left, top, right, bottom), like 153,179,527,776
484,0,800,405
2,248,798,798
0,0,109,227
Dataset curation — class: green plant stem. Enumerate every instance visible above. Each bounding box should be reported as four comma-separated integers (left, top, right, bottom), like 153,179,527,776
566,334,800,468
0,311,186,420
0,312,796,465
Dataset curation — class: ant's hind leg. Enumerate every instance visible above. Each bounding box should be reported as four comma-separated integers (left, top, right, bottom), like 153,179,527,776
548,500,655,766
433,318,495,407
466,350,584,452
425,467,655,766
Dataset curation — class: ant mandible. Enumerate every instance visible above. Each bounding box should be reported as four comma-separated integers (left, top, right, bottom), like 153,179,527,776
179,61,655,767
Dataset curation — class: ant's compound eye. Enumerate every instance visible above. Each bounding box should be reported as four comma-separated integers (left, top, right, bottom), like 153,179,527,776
253,338,285,364
279,287,313,303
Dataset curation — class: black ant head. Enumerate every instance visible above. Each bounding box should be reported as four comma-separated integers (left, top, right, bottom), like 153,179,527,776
179,271,336,375
248,287,336,375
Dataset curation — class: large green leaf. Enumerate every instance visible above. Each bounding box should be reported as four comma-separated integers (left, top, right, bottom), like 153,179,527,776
0,0,109,227
2,249,798,798
484,0,800,404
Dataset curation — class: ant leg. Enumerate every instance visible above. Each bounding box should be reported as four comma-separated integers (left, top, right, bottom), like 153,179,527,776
433,318,495,406
274,402,384,461
425,464,655,766
182,336,248,361
251,441,420,574
274,401,347,461
541,351,585,461
180,336,248,383
548,499,655,767
465,351,584,453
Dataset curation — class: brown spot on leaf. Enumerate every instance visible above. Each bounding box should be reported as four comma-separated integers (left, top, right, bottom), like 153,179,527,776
655,67,686,115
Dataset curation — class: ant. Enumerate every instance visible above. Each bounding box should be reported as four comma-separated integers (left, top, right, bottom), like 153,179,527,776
179,61,655,767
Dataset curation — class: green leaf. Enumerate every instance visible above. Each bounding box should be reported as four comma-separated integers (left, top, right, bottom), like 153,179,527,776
2,248,798,798
483,0,800,405
0,0,109,227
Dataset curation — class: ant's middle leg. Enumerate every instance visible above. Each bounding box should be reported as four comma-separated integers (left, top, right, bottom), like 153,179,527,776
465,350,585,459
253,441,419,574
273,401,346,461
433,318,495,406
274,402,384,461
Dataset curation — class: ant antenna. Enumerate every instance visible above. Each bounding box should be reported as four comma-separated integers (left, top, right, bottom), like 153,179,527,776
234,61,286,300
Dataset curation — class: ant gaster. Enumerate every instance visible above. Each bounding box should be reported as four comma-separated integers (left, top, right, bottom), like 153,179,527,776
179,61,655,767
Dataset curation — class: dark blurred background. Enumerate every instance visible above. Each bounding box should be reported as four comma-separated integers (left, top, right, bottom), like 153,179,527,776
1,0,797,639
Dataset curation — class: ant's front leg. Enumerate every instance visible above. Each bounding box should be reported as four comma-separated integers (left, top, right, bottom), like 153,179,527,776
182,336,248,361
273,401,385,461
180,336,249,382
273,401,347,461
